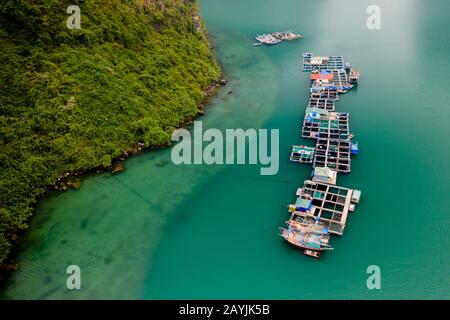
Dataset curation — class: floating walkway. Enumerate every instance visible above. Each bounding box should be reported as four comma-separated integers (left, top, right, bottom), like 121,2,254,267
282,53,361,258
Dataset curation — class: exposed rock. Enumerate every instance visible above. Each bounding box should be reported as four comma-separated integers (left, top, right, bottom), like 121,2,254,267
70,180,81,190
1,263,18,272
112,163,125,174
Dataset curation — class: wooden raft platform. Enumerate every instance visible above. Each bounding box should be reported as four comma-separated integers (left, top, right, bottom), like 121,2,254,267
301,108,351,141
292,180,357,236
313,138,352,173
302,53,345,71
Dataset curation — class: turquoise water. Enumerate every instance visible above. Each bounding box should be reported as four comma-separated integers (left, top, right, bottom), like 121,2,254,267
2,0,450,299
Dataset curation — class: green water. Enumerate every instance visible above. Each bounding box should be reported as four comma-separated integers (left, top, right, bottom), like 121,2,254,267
2,0,450,299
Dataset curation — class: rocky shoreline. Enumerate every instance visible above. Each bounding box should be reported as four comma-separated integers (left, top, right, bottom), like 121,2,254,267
0,76,226,279
50,77,226,192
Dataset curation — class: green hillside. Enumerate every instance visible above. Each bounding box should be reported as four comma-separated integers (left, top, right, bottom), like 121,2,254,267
0,0,220,266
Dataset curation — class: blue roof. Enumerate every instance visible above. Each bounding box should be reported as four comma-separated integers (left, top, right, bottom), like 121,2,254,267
295,198,312,209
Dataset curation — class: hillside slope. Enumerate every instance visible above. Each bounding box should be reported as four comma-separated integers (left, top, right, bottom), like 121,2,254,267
0,0,220,266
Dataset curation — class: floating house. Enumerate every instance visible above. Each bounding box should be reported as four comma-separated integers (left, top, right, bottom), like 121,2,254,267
302,53,357,93
312,167,337,185
295,197,313,212
349,68,360,85
351,189,361,203
310,70,334,81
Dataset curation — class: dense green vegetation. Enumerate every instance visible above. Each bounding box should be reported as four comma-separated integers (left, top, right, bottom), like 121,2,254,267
0,0,220,266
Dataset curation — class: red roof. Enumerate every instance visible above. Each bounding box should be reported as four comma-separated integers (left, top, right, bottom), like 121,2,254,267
310,73,333,80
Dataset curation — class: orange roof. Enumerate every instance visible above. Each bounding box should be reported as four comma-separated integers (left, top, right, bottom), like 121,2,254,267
310,73,333,80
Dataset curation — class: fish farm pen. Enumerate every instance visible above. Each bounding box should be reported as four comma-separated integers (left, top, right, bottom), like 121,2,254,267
290,145,315,164
280,53,362,258
289,180,359,236
302,53,345,71
301,108,351,140
313,138,352,173
308,97,336,111
310,89,339,101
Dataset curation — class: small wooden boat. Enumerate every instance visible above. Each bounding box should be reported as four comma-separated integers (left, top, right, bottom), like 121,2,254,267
279,220,333,258
304,250,321,258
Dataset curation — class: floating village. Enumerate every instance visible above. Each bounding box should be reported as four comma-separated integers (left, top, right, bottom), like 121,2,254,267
254,31,302,46
279,53,362,258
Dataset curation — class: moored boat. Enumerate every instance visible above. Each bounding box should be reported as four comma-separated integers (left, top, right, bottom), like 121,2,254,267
351,141,359,155
255,31,303,45
304,249,321,258
279,219,333,257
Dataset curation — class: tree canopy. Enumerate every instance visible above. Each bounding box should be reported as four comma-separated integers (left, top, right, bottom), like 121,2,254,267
0,0,220,265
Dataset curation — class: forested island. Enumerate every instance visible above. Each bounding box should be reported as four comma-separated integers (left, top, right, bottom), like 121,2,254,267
0,0,220,270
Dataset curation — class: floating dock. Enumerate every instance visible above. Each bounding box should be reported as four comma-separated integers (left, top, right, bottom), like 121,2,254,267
288,180,360,236
301,108,351,141
349,68,360,85
302,53,345,71
308,97,336,111
290,145,315,164
313,138,352,173
310,88,339,101
281,53,361,257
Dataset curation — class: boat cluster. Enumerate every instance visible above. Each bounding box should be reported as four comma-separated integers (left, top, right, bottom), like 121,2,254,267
255,31,302,46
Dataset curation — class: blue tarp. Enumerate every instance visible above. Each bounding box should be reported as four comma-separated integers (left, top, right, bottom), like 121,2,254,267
295,198,312,212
